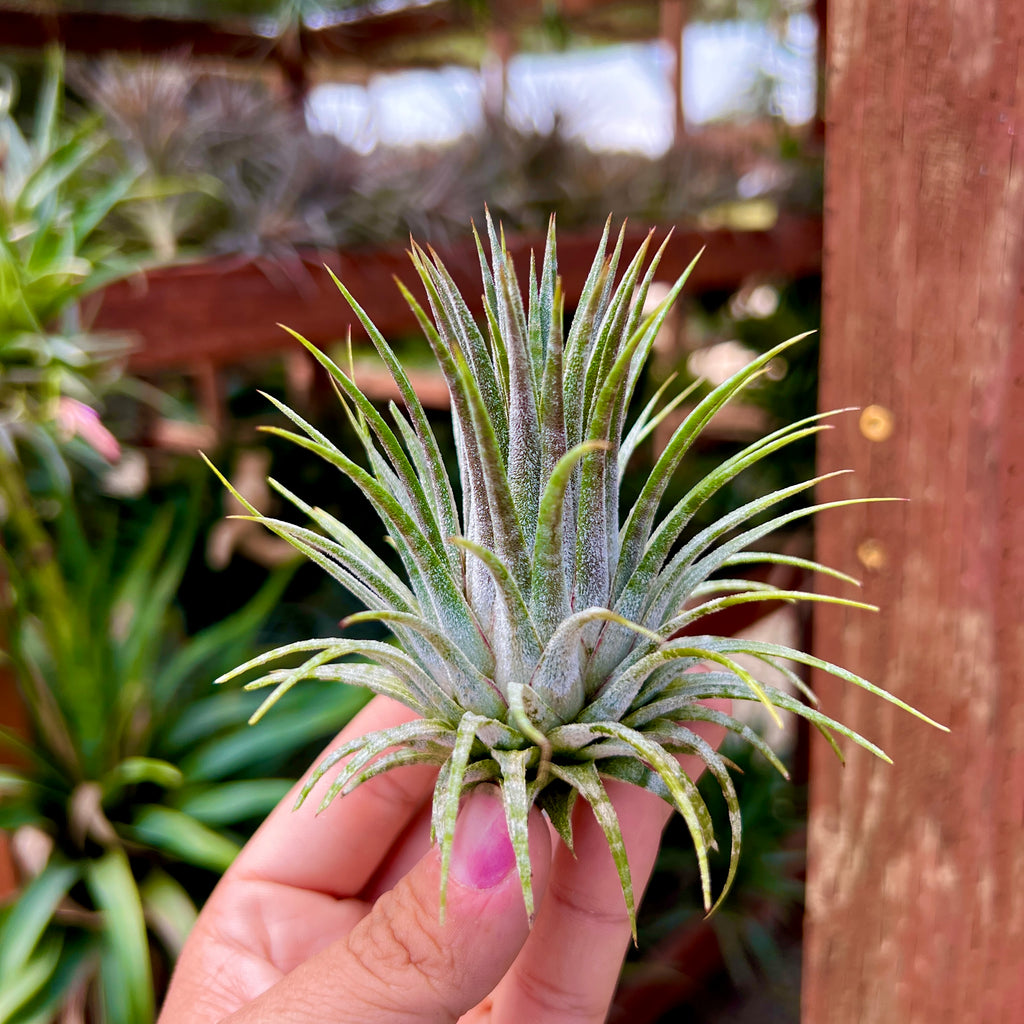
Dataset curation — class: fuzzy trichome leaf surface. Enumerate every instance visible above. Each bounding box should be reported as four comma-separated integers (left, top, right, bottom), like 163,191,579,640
212,216,944,931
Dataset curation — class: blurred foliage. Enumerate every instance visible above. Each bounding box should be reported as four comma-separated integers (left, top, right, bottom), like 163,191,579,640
74,57,816,259
0,50,369,1023
77,60,359,261
618,274,821,545
0,496,368,1023
624,740,806,1021
0,47,142,479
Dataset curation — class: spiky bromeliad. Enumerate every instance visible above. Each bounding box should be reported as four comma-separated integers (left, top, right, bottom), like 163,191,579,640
211,216,945,934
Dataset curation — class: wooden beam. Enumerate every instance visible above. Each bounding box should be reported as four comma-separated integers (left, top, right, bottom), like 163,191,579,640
805,1,1024,1021
0,0,656,64
93,217,822,373
0,6,278,60
0,3,470,65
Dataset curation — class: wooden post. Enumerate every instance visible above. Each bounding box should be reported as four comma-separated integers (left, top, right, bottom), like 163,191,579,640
659,0,686,142
805,2,1024,1022
482,28,513,121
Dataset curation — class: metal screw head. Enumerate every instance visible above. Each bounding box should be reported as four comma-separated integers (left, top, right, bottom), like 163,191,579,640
859,405,894,442
857,538,888,571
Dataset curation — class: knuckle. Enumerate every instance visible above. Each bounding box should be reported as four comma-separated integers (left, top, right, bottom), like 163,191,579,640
549,876,634,931
362,759,434,815
345,880,464,1013
502,879,631,1021
514,957,610,1021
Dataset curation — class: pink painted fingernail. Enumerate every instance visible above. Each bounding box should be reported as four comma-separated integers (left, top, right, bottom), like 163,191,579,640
450,787,516,890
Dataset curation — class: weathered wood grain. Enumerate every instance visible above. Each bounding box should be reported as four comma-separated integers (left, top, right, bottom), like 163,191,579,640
806,1,1024,1021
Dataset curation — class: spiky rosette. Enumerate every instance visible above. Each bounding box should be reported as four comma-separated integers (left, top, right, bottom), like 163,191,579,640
211,215,945,933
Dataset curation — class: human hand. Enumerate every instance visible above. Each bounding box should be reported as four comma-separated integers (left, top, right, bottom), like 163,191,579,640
158,695,726,1024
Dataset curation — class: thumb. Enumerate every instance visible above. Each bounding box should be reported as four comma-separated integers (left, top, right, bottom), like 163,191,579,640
228,787,551,1024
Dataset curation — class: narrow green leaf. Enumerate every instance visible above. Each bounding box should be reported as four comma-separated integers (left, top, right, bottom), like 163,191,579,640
537,279,568,484
248,648,346,724
0,860,77,978
269,338,447,555
341,609,501,719
656,495,903,627
550,761,636,938
721,549,862,588
587,721,715,912
537,779,577,853
643,720,742,914
324,264,462,557
139,869,198,958
664,646,783,728
618,374,701,474
438,714,486,921
582,643,701,724
621,421,831,612
259,425,488,672
297,719,452,810
563,239,612,449
617,332,815,597
85,850,153,1024
339,747,449,798
244,662,429,719
665,588,878,634
662,677,894,762
449,335,530,588
496,261,542,544
698,636,948,732
450,536,541,687
530,440,607,641
631,471,851,629
492,748,536,921
624,695,790,779
128,806,241,873
421,246,509,452
580,230,653,432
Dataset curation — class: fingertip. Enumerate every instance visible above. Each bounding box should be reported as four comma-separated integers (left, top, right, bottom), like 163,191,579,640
321,793,550,1021
446,787,552,923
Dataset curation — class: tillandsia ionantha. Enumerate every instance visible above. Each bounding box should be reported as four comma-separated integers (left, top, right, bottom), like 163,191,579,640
209,215,945,935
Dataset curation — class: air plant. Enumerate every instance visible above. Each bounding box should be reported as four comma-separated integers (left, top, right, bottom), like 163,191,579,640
211,215,945,931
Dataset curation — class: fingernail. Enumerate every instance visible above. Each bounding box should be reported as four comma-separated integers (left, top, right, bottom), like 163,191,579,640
450,787,516,890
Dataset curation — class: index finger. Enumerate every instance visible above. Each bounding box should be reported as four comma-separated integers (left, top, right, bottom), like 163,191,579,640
229,695,438,898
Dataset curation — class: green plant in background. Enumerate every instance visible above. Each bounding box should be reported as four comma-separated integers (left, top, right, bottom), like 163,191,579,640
0,44,146,586
82,55,790,260
0,47,138,467
0,50,367,1022
80,59,365,262
633,741,807,978
0,498,367,1023
211,216,945,930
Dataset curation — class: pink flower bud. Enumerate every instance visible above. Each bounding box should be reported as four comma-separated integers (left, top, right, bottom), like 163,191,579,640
55,397,121,463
